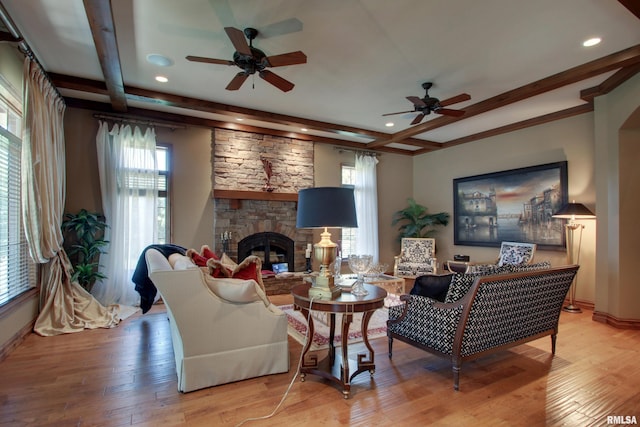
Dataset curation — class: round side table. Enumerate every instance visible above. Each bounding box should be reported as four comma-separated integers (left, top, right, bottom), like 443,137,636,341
291,283,387,398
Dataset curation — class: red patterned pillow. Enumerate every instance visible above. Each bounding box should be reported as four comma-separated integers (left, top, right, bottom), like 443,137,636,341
206,255,265,292
186,248,209,267
185,245,219,267
200,245,218,261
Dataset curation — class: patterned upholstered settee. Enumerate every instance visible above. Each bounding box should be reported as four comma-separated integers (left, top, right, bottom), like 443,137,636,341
387,264,579,390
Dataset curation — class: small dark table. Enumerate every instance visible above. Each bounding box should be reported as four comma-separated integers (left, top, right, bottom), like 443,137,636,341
291,283,387,398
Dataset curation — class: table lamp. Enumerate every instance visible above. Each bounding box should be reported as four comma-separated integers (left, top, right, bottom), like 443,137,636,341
552,201,596,313
296,187,358,299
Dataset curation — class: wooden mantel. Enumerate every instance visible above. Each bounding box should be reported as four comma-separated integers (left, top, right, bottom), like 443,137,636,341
212,189,298,209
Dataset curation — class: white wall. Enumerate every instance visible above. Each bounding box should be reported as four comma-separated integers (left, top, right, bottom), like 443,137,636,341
412,113,597,303
594,72,640,320
158,126,214,249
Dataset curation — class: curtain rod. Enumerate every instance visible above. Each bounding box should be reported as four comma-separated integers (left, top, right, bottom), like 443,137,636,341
333,146,381,156
93,114,186,130
0,3,63,100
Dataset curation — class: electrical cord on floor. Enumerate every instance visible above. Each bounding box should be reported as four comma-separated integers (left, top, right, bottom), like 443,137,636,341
235,297,317,427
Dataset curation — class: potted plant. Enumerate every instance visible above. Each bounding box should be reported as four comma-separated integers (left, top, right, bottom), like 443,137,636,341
392,198,450,240
61,209,109,291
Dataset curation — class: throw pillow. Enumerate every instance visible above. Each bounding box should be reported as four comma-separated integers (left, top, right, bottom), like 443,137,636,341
444,273,481,303
207,255,266,292
200,245,218,261
186,248,209,267
466,263,501,275
507,261,551,272
497,243,535,266
410,274,454,302
186,244,221,269
443,265,511,303
220,252,238,269
202,275,270,307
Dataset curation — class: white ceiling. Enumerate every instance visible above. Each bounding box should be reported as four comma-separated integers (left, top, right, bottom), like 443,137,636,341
1,0,639,153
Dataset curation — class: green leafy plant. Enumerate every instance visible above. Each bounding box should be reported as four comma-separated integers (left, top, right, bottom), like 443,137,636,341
392,198,450,240
61,209,109,291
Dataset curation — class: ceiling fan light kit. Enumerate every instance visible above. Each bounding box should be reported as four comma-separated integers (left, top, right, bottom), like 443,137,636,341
383,82,471,125
186,27,307,92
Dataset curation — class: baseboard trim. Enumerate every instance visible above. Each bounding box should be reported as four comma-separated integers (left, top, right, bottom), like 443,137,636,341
592,311,640,329
564,298,595,311
0,318,36,362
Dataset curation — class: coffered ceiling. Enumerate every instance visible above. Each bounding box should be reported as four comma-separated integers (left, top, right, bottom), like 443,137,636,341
1,0,639,155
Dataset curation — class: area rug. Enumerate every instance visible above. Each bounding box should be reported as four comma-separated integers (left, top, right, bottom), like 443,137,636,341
279,304,388,351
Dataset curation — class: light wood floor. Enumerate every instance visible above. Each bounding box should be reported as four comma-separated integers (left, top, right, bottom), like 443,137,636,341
1,294,639,427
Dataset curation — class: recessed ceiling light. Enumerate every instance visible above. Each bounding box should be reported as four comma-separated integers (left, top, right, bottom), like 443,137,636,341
146,54,174,67
385,122,394,127
155,75,168,83
583,37,601,47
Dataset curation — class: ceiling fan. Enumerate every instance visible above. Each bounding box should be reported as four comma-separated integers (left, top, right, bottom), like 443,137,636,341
383,82,471,125
186,27,307,92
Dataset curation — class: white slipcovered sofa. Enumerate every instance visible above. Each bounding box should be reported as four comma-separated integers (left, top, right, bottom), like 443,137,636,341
145,248,289,392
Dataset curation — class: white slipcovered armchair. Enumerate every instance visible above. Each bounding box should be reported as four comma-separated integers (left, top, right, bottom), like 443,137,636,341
145,248,289,393
393,237,436,278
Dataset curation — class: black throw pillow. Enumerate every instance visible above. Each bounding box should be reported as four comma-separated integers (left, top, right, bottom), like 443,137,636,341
410,274,455,303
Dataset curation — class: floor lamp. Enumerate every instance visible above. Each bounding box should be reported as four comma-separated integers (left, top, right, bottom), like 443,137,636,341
552,201,596,313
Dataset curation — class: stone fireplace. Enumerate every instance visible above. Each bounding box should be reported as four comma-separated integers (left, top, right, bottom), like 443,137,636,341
213,198,311,272
211,128,315,273
238,232,294,271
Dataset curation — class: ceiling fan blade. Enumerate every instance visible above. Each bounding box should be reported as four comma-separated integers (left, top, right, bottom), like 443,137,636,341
411,113,426,125
186,55,234,65
436,108,466,117
382,110,415,116
259,70,295,92
265,51,307,67
224,27,251,56
226,72,249,91
407,96,427,107
439,93,471,107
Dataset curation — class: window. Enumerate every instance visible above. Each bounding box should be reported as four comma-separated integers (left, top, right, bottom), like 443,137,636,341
156,145,170,243
0,77,36,306
119,143,170,244
340,163,356,258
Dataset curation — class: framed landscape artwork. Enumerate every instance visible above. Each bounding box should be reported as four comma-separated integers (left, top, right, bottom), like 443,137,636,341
453,161,568,249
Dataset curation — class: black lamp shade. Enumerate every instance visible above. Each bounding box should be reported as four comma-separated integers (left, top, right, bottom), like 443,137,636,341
552,202,596,219
296,187,358,228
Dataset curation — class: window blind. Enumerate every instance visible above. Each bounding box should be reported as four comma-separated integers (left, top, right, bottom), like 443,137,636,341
0,128,36,305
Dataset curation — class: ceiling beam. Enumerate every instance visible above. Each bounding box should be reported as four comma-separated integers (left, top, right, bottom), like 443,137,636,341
49,72,438,149
619,0,640,20
580,63,640,102
429,103,593,154
63,97,414,155
369,44,640,148
82,0,127,112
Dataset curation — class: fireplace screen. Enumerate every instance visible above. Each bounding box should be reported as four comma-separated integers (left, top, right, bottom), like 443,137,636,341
237,232,294,271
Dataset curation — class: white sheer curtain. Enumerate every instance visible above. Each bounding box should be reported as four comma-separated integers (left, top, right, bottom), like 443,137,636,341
21,59,119,336
354,153,379,263
92,121,158,306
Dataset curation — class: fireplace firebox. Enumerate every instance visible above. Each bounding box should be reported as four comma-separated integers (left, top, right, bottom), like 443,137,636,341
237,232,294,271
